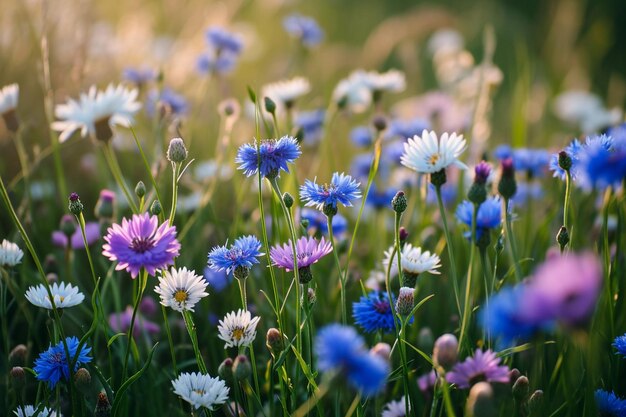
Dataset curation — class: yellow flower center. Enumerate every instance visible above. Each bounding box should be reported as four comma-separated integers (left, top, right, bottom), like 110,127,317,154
232,327,245,341
193,389,206,395
174,290,188,303
428,153,440,166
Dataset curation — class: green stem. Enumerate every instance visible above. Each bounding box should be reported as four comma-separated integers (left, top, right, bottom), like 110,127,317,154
168,162,181,226
459,204,478,353
130,126,163,208
101,145,138,213
479,248,492,349
562,170,572,252
121,269,147,383
503,198,522,282
183,310,207,373
327,215,346,324
161,305,178,374
435,186,461,315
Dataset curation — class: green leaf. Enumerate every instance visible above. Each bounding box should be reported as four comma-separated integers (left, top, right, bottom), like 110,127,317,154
111,342,159,417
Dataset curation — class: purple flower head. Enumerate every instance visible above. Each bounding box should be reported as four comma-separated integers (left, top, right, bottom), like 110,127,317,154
102,213,180,278
474,161,491,184
123,67,156,86
52,221,100,250
300,208,347,237
350,126,374,148
34,336,92,389
578,134,626,190
352,291,396,333
269,236,332,271
109,306,160,338
295,109,325,146
205,27,243,54
283,14,324,47
501,158,515,177
235,136,301,179
196,53,237,75
418,370,437,393
99,189,115,203
315,324,389,395
146,88,188,117
522,252,602,326
385,117,430,141
446,349,510,389
300,172,361,214
203,267,232,292
207,235,263,276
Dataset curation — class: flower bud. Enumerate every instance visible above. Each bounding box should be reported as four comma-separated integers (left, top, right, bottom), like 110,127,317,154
401,271,419,288
150,200,162,216
218,98,240,119
68,192,84,216
266,328,284,356
430,169,447,188
167,137,188,163
283,192,294,209
433,333,458,370
46,273,58,284
95,391,112,417
370,342,391,362
322,202,338,217
556,226,569,250
233,355,252,380
74,367,92,395
465,382,496,417
474,161,491,185
44,254,58,274
233,265,250,281
372,115,387,132
498,158,517,200
512,375,529,401
10,366,25,389
558,151,572,172
9,344,28,366
218,358,234,382
509,368,521,384
264,97,276,115
60,214,77,238
391,191,407,214
396,287,414,316
135,181,146,199
94,117,113,142
527,390,543,412
298,266,313,284
95,190,115,219
399,227,409,243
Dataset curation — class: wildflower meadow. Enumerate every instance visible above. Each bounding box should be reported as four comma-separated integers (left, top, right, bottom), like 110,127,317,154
2,1,626,416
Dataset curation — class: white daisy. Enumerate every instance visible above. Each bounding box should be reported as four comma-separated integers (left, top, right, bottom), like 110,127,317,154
51,84,141,143
332,70,372,113
0,239,24,267
154,267,209,313
382,396,409,417
217,309,260,348
25,282,85,309
14,405,58,417
262,76,310,108
171,372,230,410
400,129,468,174
383,244,441,277
364,69,406,93
0,83,19,115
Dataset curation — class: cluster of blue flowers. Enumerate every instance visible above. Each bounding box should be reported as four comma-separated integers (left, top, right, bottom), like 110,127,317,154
197,27,244,75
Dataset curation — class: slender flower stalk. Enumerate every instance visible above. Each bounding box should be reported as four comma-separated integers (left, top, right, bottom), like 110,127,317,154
121,269,148,383
459,204,478,352
435,185,461,315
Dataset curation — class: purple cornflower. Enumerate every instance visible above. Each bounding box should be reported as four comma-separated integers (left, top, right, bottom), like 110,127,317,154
417,370,437,394
474,161,491,184
315,324,389,395
522,252,602,326
109,306,160,339
146,88,188,117
300,208,348,237
613,333,626,358
52,221,100,250
205,27,243,54
197,27,243,76
494,145,550,178
33,337,92,389
283,14,324,47
196,53,237,75
207,235,263,278
122,67,156,86
102,213,180,278
446,349,510,389
235,136,301,179
300,172,361,216
352,291,396,333
269,236,332,272
295,109,325,146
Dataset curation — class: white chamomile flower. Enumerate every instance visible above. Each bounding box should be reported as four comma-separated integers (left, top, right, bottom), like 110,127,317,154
364,69,406,93
154,267,209,313
51,83,141,143
262,76,311,108
400,129,468,174
171,372,230,410
217,309,260,348
383,244,441,277
0,239,24,267
25,282,85,309
382,396,409,417
0,83,19,115
332,70,372,113
14,405,58,417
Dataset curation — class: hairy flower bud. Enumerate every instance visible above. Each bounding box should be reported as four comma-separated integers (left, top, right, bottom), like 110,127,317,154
556,226,569,250
74,367,92,395
167,137,188,163
283,192,294,209
264,97,276,115
396,287,415,316
266,328,284,356
9,344,27,366
68,192,84,216
218,358,234,382
433,333,458,370
233,355,251,380
150,200,162,216
10,366,25,389
95,391,112,417
372,115,387,132
512,375,529,401
135,181,146,199
558,151,572,172
391,191,407,213
498,158,517,200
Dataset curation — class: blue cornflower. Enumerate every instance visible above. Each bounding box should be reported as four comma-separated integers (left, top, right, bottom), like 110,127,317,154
34,337,92,389
511,181,543,207
578,134,626,190
353,291,396,333
196,53,237,76
613,333,626,358
315,324,389,395
295,109,325,146
203,267,231,293
300,208,347,237
122,67,156,86
350,126,374,148
479,286,543,346
366,184,397,210
549,139,582,180
595,389,626,417
455,197,502,240
382,140,406,165
386,118,430,140
300,172,361,215
207,235,264,278
235,136,301,178
283,14,324,47
205,27,243,54
494,145,549,177
426,182,457,207
146,88,188,117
